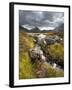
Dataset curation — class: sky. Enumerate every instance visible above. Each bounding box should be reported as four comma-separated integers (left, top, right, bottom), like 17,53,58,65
19,10,64,30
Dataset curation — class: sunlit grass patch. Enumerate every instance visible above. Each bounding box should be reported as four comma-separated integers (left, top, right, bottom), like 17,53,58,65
42,62,64,78
19,52,36,79
48,43,64,59
48,43,64,67
19,31,35,79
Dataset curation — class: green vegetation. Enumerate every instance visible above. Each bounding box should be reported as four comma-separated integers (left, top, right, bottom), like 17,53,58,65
48,43,64,67
48,43,64,59
19,52,36,79
19,30,36,79
19,30,64,79
39,62,64,78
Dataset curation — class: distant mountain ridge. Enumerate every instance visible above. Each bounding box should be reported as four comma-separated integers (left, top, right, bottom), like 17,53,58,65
54,23,64,32
20,24,64,33
20,26,42,33
19,26,29,32
30,27,41,33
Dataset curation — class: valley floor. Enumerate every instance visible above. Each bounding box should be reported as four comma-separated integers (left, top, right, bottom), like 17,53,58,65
19,31,64,79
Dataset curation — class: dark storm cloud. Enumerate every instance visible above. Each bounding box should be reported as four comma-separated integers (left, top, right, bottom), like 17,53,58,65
19,10,64,29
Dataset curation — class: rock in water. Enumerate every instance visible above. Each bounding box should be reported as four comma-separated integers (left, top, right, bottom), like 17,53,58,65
53,63,57,68
40,55,46,62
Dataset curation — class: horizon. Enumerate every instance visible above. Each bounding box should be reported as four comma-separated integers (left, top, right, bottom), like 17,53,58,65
19,10,64,31
21,24,55,30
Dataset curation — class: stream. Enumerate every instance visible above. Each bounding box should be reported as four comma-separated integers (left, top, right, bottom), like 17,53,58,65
29,34,64,72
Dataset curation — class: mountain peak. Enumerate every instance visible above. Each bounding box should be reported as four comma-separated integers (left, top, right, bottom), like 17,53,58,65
54,23,64,32
31,27,40,30
30,27,41,33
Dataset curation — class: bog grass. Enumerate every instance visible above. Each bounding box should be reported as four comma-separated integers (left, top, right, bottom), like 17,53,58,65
19,31,64,79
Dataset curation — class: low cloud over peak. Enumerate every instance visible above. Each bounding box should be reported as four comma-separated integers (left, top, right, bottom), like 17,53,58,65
19,10,64,30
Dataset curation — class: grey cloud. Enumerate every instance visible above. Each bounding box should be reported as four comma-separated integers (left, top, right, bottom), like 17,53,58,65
19,10,64,28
